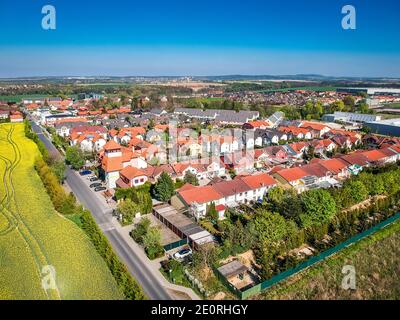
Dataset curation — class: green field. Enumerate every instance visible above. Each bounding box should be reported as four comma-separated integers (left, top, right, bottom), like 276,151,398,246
0,123,123,300
256,220,400,300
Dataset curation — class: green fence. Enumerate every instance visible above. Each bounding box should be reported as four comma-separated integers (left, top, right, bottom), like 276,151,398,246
219,212,400,300
163,238,188,252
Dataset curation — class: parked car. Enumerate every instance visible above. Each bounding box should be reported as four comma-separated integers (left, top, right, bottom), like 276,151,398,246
173,248,192,260
89,182,102,188
79,170,92,176
89,176,99,182
94,186,107,192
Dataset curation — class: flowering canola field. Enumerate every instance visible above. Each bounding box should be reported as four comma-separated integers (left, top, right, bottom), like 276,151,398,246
0,123,123,299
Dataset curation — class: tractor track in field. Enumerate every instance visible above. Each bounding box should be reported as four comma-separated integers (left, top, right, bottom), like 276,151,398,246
0,124,61,300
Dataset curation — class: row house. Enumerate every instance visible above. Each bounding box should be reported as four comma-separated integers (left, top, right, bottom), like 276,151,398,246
109,127,146,145
54,121,89,137
272,162,337,193
298,121,331,138
310,139,337,155
222,151,255,175
70,133,107,152
254,146,289,168
176,173,277,219
278,126,313,140
250,129,288,148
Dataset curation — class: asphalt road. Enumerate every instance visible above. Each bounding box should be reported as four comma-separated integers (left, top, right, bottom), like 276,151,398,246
29,119,172,300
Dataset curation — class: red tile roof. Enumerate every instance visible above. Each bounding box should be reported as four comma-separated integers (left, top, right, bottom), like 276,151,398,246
239,173,277,189
179,186,223,204
120,166,146,180
103,140,122,151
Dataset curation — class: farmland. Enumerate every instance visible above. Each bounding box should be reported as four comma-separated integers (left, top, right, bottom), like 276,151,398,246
255,219,400,300
0,123,123,299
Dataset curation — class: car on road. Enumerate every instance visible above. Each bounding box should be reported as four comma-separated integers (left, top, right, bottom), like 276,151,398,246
79,170,92,176
94,186,107,192
89,176,100,182
90,182,102,188
173,248,192,260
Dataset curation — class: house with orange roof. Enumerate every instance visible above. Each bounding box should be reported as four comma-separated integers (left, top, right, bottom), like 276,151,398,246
299,121,331,137
100,140,148,189
175,172,276,219
272,162,335,193
111,127,146,144
310,138,337,154
115,166,148,189
10,114,23,123
278,126,312,140
71,133,107,152
311,158,350,179
362,147,399,165
242,119,273,130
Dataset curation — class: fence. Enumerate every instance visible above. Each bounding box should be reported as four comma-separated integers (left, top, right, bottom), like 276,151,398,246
216,211,400,300
163,238,188,252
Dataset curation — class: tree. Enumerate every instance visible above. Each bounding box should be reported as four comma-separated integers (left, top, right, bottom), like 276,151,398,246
142,227,163,256
153,172,175,202
51,159,66,183
192,243,219,271
206,202,219,222
300,189,336,228
65,146,85,170
345,180,368,204
248,210,289,244
183,171,199,186
130,217,151,244
117,198,141,225
343,96,355,111
143,227,161,248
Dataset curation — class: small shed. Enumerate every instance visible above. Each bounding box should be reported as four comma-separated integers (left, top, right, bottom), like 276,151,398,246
217,260,248,280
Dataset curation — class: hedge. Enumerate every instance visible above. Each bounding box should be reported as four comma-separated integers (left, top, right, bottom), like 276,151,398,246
80,210,146,300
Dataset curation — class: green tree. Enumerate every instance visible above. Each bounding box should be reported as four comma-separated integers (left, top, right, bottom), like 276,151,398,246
206,202,219,222
51,159,66,183
142,227,164,259
343,96,355,111
153,172,175,202
117,198,141,225
65,146,85,170
130,217,151,244
183,171,199,186
300,189,337,228
345,180,369,204
248,210,289,244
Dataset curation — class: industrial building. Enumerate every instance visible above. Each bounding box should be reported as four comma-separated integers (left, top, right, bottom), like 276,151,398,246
364,118,400,137
337,88,400,96
322,112,381,124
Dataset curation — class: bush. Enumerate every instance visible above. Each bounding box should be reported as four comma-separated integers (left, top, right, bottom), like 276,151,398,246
80,210,146,300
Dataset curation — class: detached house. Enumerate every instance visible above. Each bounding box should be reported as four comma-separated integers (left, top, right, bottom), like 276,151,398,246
116,166,148,189
100,140,147,189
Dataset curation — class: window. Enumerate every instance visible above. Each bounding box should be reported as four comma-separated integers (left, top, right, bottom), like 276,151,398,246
140,178,144,183
134,179,139,184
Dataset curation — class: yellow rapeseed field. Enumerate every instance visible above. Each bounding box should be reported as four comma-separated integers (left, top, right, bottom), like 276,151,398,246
0,123,123,299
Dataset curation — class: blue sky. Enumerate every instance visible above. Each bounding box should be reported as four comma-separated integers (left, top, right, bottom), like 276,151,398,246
0,0,399,77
